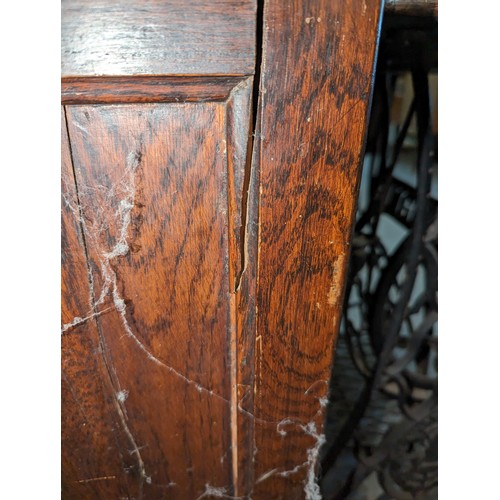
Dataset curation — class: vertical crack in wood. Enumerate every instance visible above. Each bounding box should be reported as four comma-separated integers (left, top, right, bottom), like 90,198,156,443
252,0,268,402
228,78,255,294
226,76,254,497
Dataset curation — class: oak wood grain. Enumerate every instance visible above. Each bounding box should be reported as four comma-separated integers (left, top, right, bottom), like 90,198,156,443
226,78,255,496
63,102,241,498
61,76,248,104
61,0,385,495
62,0,256,77
249,0,383,497
62,108,142,499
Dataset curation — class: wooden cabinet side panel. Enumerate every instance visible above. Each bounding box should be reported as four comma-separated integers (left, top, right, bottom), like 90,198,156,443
63,103,236,498
251,0,383,497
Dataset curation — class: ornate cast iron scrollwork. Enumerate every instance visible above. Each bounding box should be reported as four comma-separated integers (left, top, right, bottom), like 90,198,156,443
320,13,438,500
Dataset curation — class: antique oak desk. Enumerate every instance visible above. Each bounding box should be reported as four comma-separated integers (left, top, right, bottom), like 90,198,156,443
61,0,383,497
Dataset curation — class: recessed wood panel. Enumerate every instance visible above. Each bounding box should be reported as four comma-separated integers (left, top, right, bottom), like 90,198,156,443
62,98,252,498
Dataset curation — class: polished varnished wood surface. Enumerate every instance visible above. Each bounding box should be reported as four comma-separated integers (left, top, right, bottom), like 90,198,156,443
62,0,256,77
62,0,384,497
62,0,257,494
61,76,248,104
249,0,383,497
62,93,253,497
62,108,142,498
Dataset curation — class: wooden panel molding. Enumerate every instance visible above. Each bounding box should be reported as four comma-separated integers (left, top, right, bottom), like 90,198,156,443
61,76,249,104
